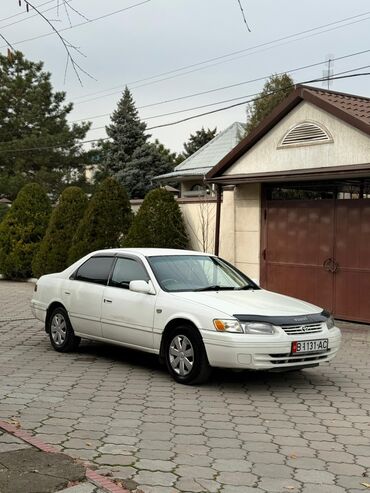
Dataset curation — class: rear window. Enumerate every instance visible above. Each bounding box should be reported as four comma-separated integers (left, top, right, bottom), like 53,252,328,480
74,256,114,285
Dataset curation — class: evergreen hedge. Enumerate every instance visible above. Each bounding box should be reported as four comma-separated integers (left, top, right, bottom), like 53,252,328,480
0,183,51,279
68,177,132,264
32,187,88,277
124,188,188,249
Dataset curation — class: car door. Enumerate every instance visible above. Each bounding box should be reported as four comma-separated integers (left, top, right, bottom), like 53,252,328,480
101,256,156,350
63,255,115,338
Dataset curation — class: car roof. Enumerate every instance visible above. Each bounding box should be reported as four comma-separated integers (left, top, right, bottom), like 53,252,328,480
92,248,215,257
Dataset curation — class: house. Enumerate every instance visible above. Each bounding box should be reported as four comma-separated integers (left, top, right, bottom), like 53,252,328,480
205,85,370,323
155,122,245,197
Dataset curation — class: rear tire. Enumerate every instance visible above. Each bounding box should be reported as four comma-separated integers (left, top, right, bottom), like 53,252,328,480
48,306,80,352
164,325,212,385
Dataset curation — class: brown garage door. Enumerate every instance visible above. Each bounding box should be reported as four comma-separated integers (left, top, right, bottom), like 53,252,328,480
261,193,370,323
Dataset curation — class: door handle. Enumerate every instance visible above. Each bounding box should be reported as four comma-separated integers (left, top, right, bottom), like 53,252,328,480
323,258,339,273
332,259,339,273
103,298,112,303
64,291,71,295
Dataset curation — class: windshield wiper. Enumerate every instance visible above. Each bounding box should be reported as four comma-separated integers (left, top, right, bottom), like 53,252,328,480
236,284,254,290
194,285,236,291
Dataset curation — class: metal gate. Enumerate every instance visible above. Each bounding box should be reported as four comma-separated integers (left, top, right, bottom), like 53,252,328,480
261,189,370,323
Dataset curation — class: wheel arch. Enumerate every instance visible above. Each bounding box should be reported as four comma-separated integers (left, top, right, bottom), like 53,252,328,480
159,317,202,362
45,301,66,333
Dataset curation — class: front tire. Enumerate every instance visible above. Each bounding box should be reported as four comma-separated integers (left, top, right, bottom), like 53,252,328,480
164,325,211,385
48,306,80,352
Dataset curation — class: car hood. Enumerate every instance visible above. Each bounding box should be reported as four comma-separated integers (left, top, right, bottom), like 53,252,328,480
170,289,322,318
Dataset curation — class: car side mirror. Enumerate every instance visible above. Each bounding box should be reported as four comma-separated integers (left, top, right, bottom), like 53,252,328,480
129,280,155,295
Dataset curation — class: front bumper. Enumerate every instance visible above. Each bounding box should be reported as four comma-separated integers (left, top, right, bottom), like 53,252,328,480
200,326,342,370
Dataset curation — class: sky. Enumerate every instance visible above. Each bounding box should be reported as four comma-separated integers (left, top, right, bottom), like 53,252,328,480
1,0,370,153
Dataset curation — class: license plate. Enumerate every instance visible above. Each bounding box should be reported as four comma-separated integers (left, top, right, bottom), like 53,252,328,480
292,339,328,354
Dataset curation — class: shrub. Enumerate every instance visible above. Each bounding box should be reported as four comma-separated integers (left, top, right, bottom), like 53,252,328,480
0,183,51,279
124,188,188,249
68,177,132,264
0,204,9,223
32,187,88,277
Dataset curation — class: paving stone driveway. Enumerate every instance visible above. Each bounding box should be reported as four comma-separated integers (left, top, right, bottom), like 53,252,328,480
0,280,369,493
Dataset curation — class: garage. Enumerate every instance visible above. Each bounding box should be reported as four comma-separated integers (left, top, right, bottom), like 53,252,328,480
206,85,370,323
261,179,370,323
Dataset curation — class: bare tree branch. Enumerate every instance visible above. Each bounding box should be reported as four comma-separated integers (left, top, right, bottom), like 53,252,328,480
0,32,15,52
22,0,95,84
236,0,251,32
64,0,89,22
1,1,95,84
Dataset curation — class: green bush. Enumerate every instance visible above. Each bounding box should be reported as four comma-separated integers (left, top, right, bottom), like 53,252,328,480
0,204,10,223
32,187,88,277
68,177,132,264
124,188,188,249
0,183,51,279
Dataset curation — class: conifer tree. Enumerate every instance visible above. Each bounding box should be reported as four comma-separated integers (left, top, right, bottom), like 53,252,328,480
0,183,51,278
102,87,174,198
124,188,188,249
68,177,132,264
104,87,147,176
179,127,218,161
0,51,90,199
32,187,88,277
246,74,294,133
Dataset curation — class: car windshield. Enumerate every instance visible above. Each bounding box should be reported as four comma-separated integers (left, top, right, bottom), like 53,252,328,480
147,255,257,292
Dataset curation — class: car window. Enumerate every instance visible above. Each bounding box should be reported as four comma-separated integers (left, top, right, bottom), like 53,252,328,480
74,256,114,285
148,255,256,292
109,257,150,289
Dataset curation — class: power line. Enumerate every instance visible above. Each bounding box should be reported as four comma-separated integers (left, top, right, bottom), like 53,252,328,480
78,14,370,103
0,0,55,23
70,48,370,123
70,10,370,103
0,2,71,30
0,71,369,153
145,70,370,130
0,0,152,50
85,64,370,133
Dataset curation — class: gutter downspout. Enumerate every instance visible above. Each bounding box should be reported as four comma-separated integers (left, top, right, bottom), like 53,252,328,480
214,184,222,256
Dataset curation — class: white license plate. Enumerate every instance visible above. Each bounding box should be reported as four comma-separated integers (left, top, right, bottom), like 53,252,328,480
292,339,328,354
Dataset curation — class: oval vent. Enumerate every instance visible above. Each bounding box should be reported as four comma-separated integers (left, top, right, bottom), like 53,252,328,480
279,121,333,148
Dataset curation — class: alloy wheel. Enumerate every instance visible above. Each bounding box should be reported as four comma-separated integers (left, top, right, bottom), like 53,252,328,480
169,335,194,376
50,313,67,346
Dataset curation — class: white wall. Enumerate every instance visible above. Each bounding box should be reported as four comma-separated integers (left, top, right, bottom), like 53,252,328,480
180,200,216,253
225,102,370,176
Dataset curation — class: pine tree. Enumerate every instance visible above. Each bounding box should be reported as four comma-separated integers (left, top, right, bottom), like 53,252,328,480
32,187,88,277
246,74,294,133
117,141,175,199
104,86,147,176
124,188,188,249
102,87,174,198
68,177,132,264
0,183,51,279
0,51,90,199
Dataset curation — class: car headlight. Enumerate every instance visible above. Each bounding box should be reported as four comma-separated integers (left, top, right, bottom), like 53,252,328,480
213,319,243,333
242,322,277,335
326,315,335,330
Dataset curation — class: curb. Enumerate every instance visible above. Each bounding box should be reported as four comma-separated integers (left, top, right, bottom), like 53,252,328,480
0,420,131,493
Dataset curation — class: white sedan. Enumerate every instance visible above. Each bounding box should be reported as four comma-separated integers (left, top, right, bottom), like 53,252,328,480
31,248,341,384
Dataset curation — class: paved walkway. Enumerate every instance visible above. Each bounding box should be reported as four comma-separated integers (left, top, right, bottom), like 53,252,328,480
0,427,110,493
0,280,370,493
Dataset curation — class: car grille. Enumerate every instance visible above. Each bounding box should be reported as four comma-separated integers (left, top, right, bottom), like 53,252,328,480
268,349,331,365
281,322,323,335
